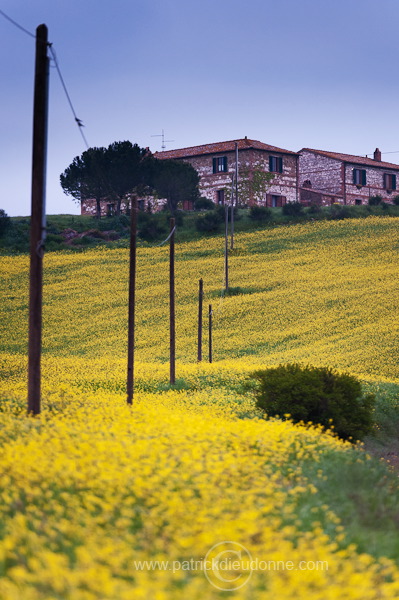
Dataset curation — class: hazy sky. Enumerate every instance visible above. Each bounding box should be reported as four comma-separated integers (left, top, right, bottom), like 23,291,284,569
1,0,399,216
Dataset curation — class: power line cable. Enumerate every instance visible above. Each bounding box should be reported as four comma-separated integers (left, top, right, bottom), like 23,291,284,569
0,9,89,148
48,45,89,149
0,8,35,38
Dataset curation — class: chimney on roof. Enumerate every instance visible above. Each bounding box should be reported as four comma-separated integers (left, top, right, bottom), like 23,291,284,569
374,148,382,162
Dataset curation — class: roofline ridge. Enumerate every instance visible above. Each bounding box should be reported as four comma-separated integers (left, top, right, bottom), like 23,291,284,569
300,147,399,168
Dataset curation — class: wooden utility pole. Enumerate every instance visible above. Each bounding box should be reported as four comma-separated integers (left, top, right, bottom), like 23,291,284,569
169,218,176,384
127,196,138,404
230,142,239,250
230,174,235,250
235,142,239,208
224,203,229,292
28,24,49,415
197,278,203,362
208,304,213,363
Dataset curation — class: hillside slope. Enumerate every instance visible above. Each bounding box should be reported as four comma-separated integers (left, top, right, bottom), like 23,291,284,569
1,217,399,599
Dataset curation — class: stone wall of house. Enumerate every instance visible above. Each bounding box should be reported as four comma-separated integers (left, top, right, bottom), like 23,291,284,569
181,148,298,206
344,164,399,204
299,151,343,197
300,188,339,206
299,150,399,205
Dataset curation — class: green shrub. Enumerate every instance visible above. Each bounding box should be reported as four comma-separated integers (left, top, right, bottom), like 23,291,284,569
194,197,214,211
249,205,272,222
96,215,130,232
392,195,399,206
328,204,352,220
368,195,383,206
282,202,303,216
249,363,375,442
138,213,167,241
163,210,184,227
307,203,322,215
195,210,224,233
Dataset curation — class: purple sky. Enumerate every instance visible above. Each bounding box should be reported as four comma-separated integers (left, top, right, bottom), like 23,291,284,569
1,0,399,216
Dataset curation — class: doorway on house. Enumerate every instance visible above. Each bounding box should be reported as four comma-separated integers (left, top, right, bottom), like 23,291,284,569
216,189,225,205
267,194,284,207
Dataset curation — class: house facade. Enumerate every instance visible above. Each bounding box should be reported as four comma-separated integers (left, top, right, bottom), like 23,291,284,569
79,139,399,215
155,137,299,208
299,148,399,205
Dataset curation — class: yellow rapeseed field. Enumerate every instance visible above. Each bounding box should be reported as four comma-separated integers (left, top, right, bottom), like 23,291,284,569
1,217,399,598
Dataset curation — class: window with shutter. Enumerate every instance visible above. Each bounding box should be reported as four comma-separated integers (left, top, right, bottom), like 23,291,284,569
213,156,228,173
384,173,397,190
269,156,283,173
353,169,367,186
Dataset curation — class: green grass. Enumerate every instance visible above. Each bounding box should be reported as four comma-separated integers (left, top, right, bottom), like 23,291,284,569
3,204,399,254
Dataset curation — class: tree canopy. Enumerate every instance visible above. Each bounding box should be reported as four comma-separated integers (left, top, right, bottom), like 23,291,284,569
105,141,151,214
60,141,200,217
151,159,200,213
60,147,110,219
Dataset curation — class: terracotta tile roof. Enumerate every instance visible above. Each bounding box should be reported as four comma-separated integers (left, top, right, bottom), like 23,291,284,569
155,138,298,160
301,148,399,170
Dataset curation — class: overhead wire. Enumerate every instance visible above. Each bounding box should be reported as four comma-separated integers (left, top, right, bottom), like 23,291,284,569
0,8,89,149
0,7,230,329
0,8,35,38
48,45,89,149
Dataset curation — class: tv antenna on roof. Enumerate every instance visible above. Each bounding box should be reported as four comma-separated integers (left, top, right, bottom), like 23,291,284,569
151,129,174,151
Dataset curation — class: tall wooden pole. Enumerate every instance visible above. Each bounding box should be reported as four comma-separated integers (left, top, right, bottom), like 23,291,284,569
28,24,49,415
197,278,203,362
127,196,138,404
235,142,239,207
169,218,176,384
224,203,229,292
208,304,213,363
230,174,235,250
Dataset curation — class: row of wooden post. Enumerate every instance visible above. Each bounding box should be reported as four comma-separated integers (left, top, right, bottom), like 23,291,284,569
127,206,213,404
27,24,216,413
127,202,177,404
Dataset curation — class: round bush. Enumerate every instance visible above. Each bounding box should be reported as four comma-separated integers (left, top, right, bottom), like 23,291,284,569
194,197,214,211
195,210,224,232
250,363,375,442
137,213,167,241
368,195,383,206
249,205,272,222
328,205,352,220
307,203,322,215
282,202,303,217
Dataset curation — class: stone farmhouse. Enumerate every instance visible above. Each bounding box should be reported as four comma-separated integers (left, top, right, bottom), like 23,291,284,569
299,148,399,205
80,138,399,215
155,137,299,209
